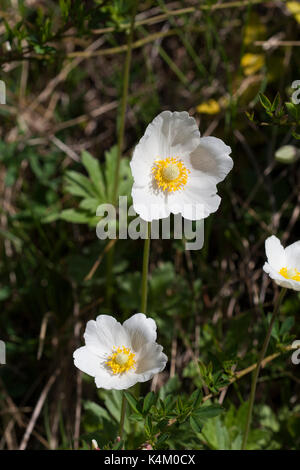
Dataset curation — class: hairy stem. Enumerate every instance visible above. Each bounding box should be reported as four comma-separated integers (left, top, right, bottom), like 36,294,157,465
141,223,151,313
119,392,127,441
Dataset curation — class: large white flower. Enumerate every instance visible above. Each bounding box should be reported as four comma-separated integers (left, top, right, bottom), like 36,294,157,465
130,111,233,221
73,313,168,389
263,235,300,291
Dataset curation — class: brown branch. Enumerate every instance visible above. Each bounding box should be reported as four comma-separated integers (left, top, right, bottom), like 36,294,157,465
19,368,61,450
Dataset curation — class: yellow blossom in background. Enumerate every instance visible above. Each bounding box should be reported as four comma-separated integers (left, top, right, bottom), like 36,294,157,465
241,53,265,76
243,13,266,45
196,99,221,115
286,2,300,23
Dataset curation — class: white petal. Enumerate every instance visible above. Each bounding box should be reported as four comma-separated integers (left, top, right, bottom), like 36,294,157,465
94,369,138,390
141,111,200,159
263,262,295,289
84,315,130,355
131,183,171,222
289,279,300,291
185,136,233,184
123,313,157,352
130,111,200,187
168,176,221,220
285,240,300,270
130,137,158,187
73,346,102,377
136,342,168,379
265,235,286,271
83,320,110,355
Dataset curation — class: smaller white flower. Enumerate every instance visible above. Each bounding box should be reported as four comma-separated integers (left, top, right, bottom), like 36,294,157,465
263,235,300,291
73,313,168,390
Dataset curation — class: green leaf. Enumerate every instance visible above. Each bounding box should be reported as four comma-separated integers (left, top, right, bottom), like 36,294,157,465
104,145,118,202
193,404,223,419
259,93,272,111
84,400,110,421
190,415,203,434
101,390,125,426
64,170,97,198
41,210,61,224
156,418,169,431
189,389,203,409
156,433,170,447
144,415,153,435
292,131,300,140
271,92,280,112
143,391,157,415
81,150,106,200
164,395,175,412
104,146,133,202
60,209,92,223
176,396,184,413
59,0,71,19
245,110,255,122
285,102,299,120
279,316,294,336
119,157,133,198
79,197,100,213
124,391,141,415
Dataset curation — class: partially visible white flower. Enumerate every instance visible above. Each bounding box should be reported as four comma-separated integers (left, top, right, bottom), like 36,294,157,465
130,111,233,221
73,314,167,390
275,145,299,164
91,439,100,450
263,235,300,291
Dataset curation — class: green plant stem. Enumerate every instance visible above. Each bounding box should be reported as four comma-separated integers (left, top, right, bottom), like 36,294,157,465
119,392,127,441
113,1,137,203
242,287,287,450
106,0,137,307
91,0,269,35
106,248,114,308
140,223,151,313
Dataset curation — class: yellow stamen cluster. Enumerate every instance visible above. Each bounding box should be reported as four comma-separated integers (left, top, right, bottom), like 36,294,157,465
106,346,136,375
152,157,190,192
279,267,300,282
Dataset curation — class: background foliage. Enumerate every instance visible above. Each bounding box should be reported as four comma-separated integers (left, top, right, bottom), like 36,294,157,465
0,0,299,450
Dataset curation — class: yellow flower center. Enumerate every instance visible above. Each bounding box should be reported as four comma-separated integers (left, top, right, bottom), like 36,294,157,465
162,163,180,181
106,346,136,375
279,267,300,281
152,157,190,192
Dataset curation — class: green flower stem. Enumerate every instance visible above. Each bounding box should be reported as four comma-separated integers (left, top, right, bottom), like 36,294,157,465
119,392,127,441
141,223,151,313
112,1,137,203
106,0,137,307
242,287,287,450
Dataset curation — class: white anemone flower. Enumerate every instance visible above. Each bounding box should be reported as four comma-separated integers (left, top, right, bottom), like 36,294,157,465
73,313,168,390
130,111,233,221
263,235,300,291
